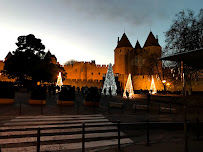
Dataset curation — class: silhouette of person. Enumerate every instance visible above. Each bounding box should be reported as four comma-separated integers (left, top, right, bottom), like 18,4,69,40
104,88,106,97
126,91,129,99
109,87,112,97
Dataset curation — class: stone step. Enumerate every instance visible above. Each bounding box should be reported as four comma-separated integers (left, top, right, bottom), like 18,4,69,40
0,132,124,144
0,126,117,136
11,116,105,122
1,138,133,152
0,115,133,151
15,114,103,119
4,118,109,126
0,121,113,131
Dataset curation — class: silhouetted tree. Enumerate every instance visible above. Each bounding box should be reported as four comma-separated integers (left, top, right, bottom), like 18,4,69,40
2,34,66,86
164,9,203,94
64,59,77,66
165,9,203,55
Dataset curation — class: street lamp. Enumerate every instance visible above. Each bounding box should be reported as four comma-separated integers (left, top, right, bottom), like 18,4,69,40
162,80,166,93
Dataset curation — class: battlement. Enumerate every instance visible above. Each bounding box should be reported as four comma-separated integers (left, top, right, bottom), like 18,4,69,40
64,78,102,83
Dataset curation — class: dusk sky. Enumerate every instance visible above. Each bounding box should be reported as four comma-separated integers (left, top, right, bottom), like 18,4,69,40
0,0,202,65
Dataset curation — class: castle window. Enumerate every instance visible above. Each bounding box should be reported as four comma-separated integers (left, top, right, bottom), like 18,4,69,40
98,72,100,75
120,50,121,52
92,73,93,75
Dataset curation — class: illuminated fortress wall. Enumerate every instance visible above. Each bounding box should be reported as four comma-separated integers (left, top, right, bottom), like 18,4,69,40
0,31,203,91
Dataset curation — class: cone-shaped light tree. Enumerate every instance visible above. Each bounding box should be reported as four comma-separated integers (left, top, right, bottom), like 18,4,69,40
56,72,63,89
102,63,117,95
149,75,157,94
123,74,134,98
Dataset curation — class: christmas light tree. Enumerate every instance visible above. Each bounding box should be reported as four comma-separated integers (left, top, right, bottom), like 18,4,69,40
123,74,134,98
56,72,63,89
102,63,117,95
149,75,157,94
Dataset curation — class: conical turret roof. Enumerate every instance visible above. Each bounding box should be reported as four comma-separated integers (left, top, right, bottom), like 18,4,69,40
5,52,12,59
135,40,141,49
116,33,133,48
143,31,160,47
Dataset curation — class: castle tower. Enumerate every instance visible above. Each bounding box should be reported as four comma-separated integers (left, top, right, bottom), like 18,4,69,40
143,31,161,54
130,40,143,75
114,33,133,75
5,52,12,61
143,31,162,75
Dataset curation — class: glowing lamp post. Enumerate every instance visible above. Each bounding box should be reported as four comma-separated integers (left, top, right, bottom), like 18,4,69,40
162,80,166,93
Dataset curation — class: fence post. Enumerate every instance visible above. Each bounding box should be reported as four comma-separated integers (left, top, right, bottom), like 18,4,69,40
196,117,200,141
82,122,85,152
118,120,120,150
37,128,41,152
146,119,150,146
184,104,188,152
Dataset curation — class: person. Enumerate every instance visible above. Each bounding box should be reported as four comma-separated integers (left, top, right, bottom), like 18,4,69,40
147,93,151,105
126,91,129,99
104,88,106,97
77,87,80,95
109,87,112,97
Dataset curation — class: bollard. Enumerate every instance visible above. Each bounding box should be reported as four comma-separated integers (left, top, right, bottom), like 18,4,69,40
146,119,150,146
82,123,85,152
77,100,79,114
109,101,111,115
196,117,200,141
37,128,41,152
118,120,120,150
60,101,62,114
147,104,149,114
19,100,22,115
41,100,43,115
93,101,95,114
133,103,136,113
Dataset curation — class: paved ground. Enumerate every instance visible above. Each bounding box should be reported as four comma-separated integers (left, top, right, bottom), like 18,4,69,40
0,92,203,151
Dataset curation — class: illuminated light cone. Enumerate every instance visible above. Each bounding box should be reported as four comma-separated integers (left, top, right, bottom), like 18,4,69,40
102,63,117,95
123,74,134,98
56,72,63,89
149,75,157,94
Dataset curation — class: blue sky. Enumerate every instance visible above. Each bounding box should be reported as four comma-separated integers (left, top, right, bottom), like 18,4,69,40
0,0,202,65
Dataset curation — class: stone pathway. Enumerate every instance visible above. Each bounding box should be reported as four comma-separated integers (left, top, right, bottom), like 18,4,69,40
0,114,133,152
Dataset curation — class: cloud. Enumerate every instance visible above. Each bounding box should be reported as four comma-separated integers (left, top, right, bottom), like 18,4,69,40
61,0,170,27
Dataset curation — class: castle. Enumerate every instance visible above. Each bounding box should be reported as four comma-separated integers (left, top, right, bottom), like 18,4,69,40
61,31,164,90
1,31,202,91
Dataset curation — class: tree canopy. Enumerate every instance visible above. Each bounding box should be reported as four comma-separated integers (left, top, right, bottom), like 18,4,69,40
2,34,66,86
164,9,203,55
